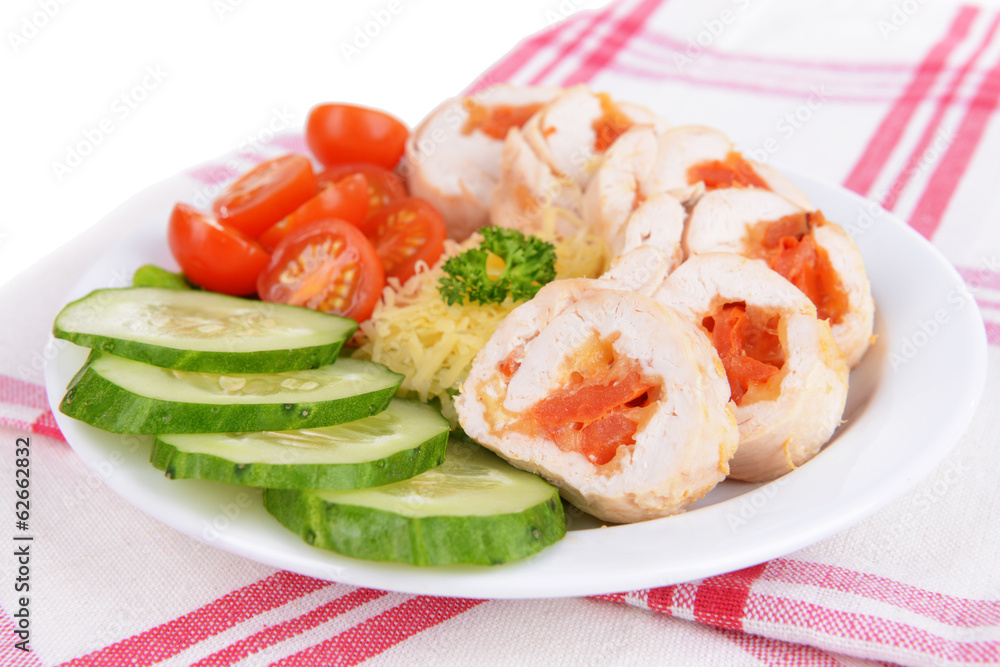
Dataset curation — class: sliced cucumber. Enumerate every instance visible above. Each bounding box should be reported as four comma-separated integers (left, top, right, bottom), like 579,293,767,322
132,265,194,290
151,399,448,489
60,352,403,434
54,287,356,373
263,437,566,565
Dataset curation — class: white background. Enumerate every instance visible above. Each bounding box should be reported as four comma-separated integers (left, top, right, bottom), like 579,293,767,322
0,0,612,289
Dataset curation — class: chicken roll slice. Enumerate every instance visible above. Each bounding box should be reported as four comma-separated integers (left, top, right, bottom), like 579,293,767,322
404,84,560,240
456,281,738,524
491,86,666,237
599,245,676,297
685,188,874,366
653,253,848,483
613,125,812,208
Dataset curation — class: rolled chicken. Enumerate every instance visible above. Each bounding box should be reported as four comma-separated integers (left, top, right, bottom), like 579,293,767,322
652,253,849,482
455,279,739,523
685,188,874,366
404,84,560,240
490,85,666,238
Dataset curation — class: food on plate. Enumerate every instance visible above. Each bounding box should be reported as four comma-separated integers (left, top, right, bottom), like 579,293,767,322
60,352,402,434
491,85,666,238
55,83,878,567
455,280,738,523
53,287,356,373
355,226,607,423
364,197,447,285
438,226,557,306
684,188,874,366
652,253,849,482
306,103,409,170
404,84,560,240
318,163,408,219
258,173,369,252
167,203,271,296
212,154,318,238
151,398,449,489
635,125,813,208
263,434,566,565
598,244,676,297
257,220,386,322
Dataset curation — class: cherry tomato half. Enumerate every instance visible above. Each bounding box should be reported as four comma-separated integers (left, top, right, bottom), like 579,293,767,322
306,104,409,170
167,203,270,296
213,154,317,238
258,173,369,252
257,220,385,322
366,197,447,285
318,164,407,225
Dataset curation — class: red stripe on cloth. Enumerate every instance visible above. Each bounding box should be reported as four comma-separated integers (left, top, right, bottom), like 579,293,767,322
692,563,768,631
274,596,485,667
0,417,33,433
882,14,1000,211
763,559,1000,628
976,298,1000,311
528,5,614,86
957,265,1000,290
31,409,65,441
61,571,331,667
726,629,844,667
604,62,905,103
0,604,46,667
645,586,676,615
186,163,240,185
986,320,1000,346
842,6,978,196
527,5,614,85
562,0,666,85
0,374,50,410
637,27,915,74
269,134,308,155
745,594,1000,663
467,18,573,93
192,588,386,667
909,45,1000,239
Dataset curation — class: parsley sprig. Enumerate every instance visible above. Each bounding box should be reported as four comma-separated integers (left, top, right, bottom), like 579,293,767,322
438,226,557,306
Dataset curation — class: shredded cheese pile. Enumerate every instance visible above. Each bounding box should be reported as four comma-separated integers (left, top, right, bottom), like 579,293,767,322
354,210,609,423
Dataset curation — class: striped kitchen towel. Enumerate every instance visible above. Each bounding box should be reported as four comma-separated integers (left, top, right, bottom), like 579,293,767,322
2,0,998,665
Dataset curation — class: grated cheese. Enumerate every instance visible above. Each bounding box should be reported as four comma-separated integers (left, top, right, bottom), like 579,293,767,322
354,216,609,423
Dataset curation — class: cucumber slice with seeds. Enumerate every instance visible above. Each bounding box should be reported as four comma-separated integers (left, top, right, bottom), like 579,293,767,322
54,287,356,373
263,437,566,565
60,352,402,434
152,399,448,489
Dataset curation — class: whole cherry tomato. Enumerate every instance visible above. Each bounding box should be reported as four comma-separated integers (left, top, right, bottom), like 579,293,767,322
306,104,409,170
167,203,270,296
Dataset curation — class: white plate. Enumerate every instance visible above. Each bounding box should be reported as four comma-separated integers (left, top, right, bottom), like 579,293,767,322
45,165,988,599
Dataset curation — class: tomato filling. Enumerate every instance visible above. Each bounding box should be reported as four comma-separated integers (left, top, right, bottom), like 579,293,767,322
512,339,657,466
592,93,634,152
704,303,784,406
462,100,544,139
751,212,850,324
687,151,770,191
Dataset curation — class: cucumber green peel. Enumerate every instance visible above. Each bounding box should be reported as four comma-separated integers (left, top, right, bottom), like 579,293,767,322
54,287,357,373
60,352,402,434
264,437,566,565
151,399,449,489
